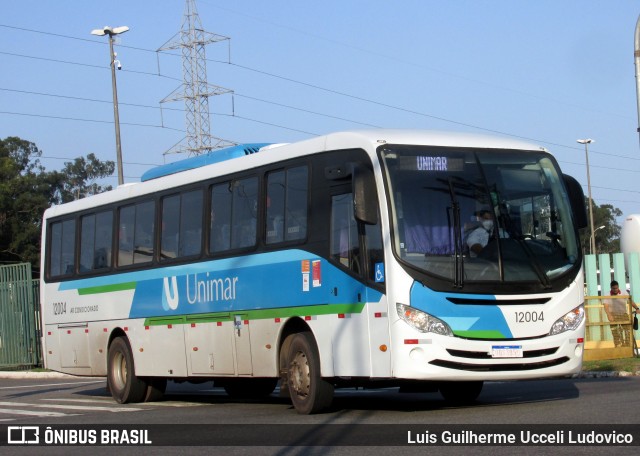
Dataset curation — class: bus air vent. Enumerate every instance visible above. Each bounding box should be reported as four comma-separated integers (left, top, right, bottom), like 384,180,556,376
140,143,272,182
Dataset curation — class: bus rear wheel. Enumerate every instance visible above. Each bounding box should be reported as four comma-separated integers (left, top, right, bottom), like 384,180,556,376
439,381,483,405
286,332,334,414
107,336,147,404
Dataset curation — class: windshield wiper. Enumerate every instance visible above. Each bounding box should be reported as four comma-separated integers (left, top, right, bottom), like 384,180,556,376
497,204,552,289
447,178,464,288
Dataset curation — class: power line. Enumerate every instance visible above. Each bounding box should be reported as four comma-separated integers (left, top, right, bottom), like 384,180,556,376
2,22,639,200
3,43,633,163
0,46,625,161
0,86,322,136
0,110,183,131
235,93,382,129
0,86,381,129
1,25,637,163
0,87,183,112
6,17,630,123
557,159,640,173
0,50,182,81
3,93,639,196
40,155,161,167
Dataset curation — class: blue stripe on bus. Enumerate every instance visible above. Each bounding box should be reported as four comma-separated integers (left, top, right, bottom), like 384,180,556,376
58,250,317,291
409,283,512,338
57,250,384,318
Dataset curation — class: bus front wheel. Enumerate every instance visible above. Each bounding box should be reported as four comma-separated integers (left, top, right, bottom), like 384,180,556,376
107,336,147,404
286,332,334,414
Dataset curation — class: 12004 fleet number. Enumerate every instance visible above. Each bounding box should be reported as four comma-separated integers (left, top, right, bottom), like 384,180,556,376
514,311,543,323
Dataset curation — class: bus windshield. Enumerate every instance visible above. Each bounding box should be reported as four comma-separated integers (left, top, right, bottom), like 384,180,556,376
380,145,580,288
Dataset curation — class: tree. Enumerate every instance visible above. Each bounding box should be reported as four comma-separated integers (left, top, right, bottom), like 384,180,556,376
579,199,622,255
56,153,115,203
0,137,115,267
0,137,58,265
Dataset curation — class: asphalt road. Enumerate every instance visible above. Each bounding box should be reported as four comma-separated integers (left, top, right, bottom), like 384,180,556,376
0,376,638,455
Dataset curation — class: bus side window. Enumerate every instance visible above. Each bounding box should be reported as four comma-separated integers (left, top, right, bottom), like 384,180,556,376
231,177,258,249
95,211,113,268
266,170,285,243
179,190,203,256
161,195,180,259
210,182,233,253
266,166,308,245
80,210,113,272
118,201,154,266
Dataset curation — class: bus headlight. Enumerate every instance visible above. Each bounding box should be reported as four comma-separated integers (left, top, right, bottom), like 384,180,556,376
396,303,453,336
549,304,584,336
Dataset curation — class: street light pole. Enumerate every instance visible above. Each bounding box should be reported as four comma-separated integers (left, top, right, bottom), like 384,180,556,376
591,224,606,256
91,25,129,186
634,14,640,146
577,139,596,255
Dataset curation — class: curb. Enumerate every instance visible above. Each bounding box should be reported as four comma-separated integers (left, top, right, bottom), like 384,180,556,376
572,371,640,378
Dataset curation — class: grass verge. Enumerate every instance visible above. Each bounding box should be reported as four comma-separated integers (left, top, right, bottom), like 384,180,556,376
582,357,640,373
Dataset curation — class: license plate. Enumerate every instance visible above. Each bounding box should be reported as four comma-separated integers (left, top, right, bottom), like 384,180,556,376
491,345,523,358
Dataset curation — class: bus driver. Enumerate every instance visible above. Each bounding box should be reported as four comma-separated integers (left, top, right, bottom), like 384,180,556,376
466,210,496,257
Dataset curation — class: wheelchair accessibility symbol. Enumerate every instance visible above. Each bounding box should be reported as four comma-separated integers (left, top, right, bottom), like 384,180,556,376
374,263,385,283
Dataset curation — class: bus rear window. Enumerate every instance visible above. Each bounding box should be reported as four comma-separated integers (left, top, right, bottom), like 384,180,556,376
49,219,76,277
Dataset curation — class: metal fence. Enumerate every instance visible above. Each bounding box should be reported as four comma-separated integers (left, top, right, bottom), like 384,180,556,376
584,252,640,360
584,295,635,361
0,263,42,370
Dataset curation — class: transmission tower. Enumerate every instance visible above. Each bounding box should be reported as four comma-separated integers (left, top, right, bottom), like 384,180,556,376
158,0,235,156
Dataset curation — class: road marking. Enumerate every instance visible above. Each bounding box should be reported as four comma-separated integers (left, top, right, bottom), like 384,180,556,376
41,398,203,407
0,380,104,390
133,401,205,407
0,408,73,417
0,401,141,413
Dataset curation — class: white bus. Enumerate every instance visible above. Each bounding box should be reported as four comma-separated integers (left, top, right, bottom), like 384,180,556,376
40,130,588,414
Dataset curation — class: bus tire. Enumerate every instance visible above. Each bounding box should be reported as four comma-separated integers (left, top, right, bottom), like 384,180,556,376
286,332,334,414
222,378,278,399
144,378,167,402
439,381,483,405
107,336,147,404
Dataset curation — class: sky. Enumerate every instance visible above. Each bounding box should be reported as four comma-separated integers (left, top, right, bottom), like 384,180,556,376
1,1,640,222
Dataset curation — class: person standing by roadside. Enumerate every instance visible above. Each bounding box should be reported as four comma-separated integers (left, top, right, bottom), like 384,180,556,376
604,280,639,347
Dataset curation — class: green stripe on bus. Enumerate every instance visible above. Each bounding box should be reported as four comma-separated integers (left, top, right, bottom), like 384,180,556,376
452,330,507,339
143,302,366,327
77,282,137,295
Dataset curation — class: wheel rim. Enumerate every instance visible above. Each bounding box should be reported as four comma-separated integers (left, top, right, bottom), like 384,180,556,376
289,350,310,398
112,351,127,391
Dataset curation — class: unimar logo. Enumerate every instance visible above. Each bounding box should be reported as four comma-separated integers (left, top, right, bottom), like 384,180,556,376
162,276,179,310
7,426,39,444
162,273,239,311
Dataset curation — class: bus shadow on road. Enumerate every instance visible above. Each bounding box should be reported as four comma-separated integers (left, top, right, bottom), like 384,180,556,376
70,377,617,413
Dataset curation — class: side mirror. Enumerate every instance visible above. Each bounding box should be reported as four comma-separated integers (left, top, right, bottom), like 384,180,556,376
353,165,378,225
563,174,588,230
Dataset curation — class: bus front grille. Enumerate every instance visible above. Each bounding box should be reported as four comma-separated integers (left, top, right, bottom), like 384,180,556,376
429,357,570,372
446,347,559,359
